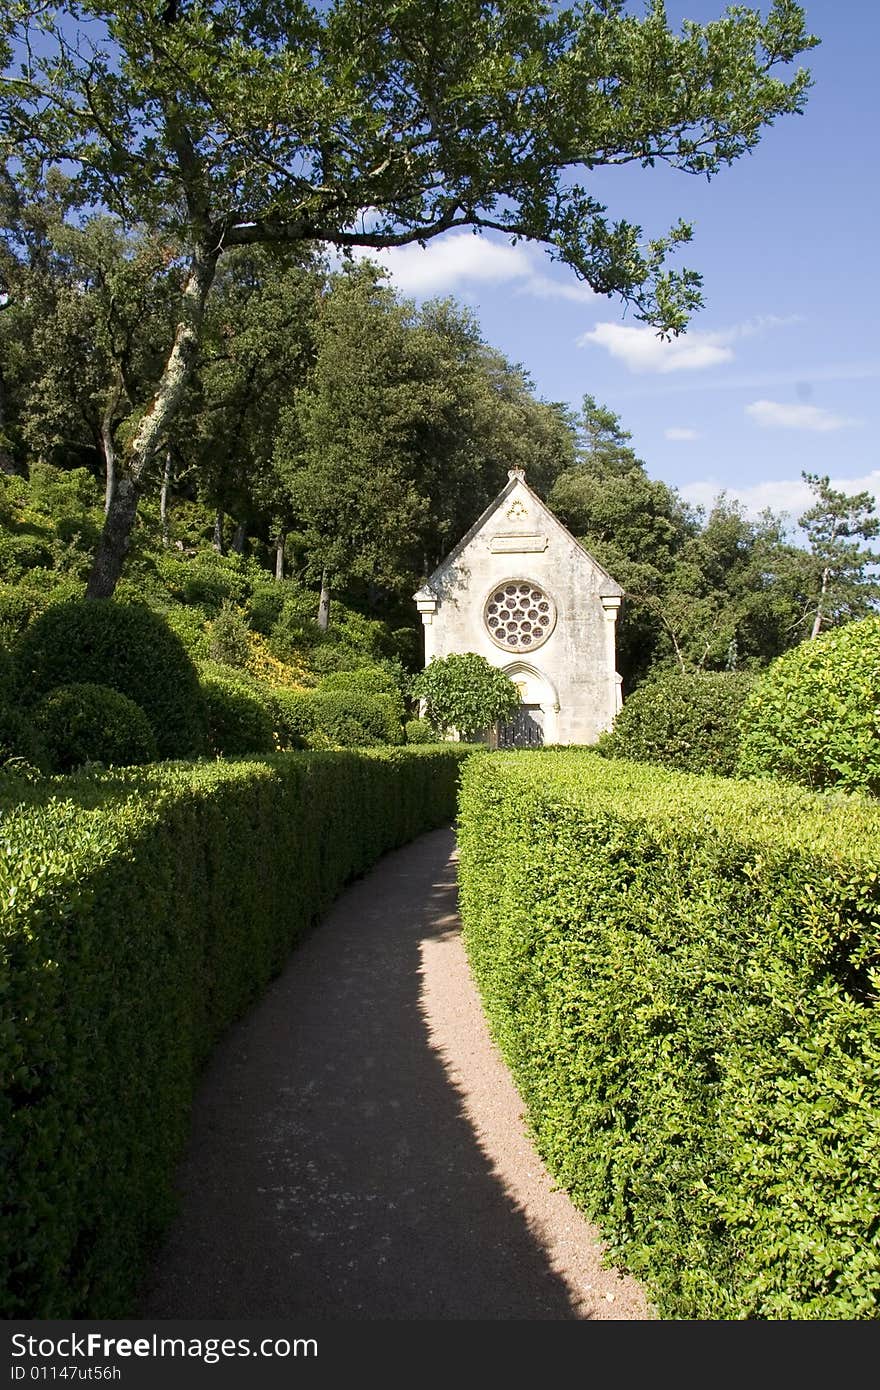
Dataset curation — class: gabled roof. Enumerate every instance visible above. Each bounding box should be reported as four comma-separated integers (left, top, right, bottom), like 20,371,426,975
415,469,623,600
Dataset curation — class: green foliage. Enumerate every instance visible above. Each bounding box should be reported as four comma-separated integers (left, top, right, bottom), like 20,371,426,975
0,704,47,772
0,745,474,1316
412,652,520,739
319,664,407,725
33,682,158,772
797,472,880,637
737,616,880,795
404,718,434,744
457,751,880,1320
272,688,404,750
207,600,252,668
599,670,756,776
154,551,254,614
158,603,212,662
199,668,276,757
0,574,85,643
15,600,208,760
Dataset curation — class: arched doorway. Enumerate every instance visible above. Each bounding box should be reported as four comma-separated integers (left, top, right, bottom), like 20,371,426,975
497,662,559,747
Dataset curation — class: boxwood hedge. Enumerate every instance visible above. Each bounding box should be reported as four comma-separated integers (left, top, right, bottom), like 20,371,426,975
457,750,880,1320
1,745,473,1317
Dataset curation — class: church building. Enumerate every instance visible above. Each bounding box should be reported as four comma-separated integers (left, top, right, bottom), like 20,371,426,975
413,468,623,747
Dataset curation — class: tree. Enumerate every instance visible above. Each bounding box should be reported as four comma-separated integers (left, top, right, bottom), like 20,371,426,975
548,394,695,685
412,651,520,740
797,472,880,638
2,0,817,596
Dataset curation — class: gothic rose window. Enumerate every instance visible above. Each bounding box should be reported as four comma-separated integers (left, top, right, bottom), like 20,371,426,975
484,581,557,653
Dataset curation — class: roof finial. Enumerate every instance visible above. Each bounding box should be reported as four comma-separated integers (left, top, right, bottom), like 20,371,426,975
507,466,526,481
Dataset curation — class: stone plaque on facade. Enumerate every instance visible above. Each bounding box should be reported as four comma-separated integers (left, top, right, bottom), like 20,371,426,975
487,533,549,553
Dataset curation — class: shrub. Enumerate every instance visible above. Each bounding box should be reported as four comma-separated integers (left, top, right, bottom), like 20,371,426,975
737,616,880,795
0,745,474,1316
207,601,252,668
411,651,520,739
200,669,276,756
598,669,756,776
320,664,407,725
159,603,212,662
34,683,158,772
270,688,403,749
0,574,84,641
457,751,880,1320
154,550,253,613
0,704,47,772
15,600,208,760
405,718,434,744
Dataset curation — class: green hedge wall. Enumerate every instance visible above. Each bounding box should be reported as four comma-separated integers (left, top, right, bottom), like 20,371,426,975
0,745,474,1318
457,750,880,1320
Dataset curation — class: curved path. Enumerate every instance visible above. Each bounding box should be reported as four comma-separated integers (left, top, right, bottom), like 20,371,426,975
139,828,652,1320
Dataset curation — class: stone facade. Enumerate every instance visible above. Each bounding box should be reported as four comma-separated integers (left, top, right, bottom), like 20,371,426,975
414,468,623,746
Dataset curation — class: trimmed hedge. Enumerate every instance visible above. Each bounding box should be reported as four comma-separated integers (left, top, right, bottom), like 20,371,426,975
457,750,880,1320
0,745,475,1317
34,682,159,772
404,717,434,744
598,669,755,776
273,688,404,748
738,616,880,795
15,600,208,760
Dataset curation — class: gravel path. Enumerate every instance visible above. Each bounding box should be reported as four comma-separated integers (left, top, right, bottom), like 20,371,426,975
139,827,652,1320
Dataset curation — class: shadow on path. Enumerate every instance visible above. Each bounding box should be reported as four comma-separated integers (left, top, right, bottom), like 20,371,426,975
139,828,586,1319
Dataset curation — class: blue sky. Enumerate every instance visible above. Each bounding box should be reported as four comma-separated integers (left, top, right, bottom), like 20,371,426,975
353,0,879,527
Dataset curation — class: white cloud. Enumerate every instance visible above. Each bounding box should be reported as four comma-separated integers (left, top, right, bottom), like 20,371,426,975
353,233,530,294
664,426,700,441
579,314,804,376
745,399,861,432
350,231,597,304
680,470,880,520
579,322,733,373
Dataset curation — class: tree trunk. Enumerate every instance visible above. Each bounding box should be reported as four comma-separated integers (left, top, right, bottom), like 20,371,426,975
86,239,220,598
317,569,331,631
810,566,831,639
231,521,246,554
160,451,172,547
100,404,117,515
86,475,141,599
212,508,226,555
274,530,285,581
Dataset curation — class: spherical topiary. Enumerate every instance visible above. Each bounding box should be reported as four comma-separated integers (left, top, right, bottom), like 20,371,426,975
737,616,880,795
598,669,756,776
404,718,434,744
15,600,208,759
200,669,276,757
34,682,158,772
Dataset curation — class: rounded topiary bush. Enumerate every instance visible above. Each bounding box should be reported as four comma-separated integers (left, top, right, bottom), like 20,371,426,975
34,682,158,772
200,670,276,757
737,616,880,795
16,600,208,759
598,669,756,776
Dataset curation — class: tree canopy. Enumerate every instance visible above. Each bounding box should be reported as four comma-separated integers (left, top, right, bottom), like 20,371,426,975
1,0,817,596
